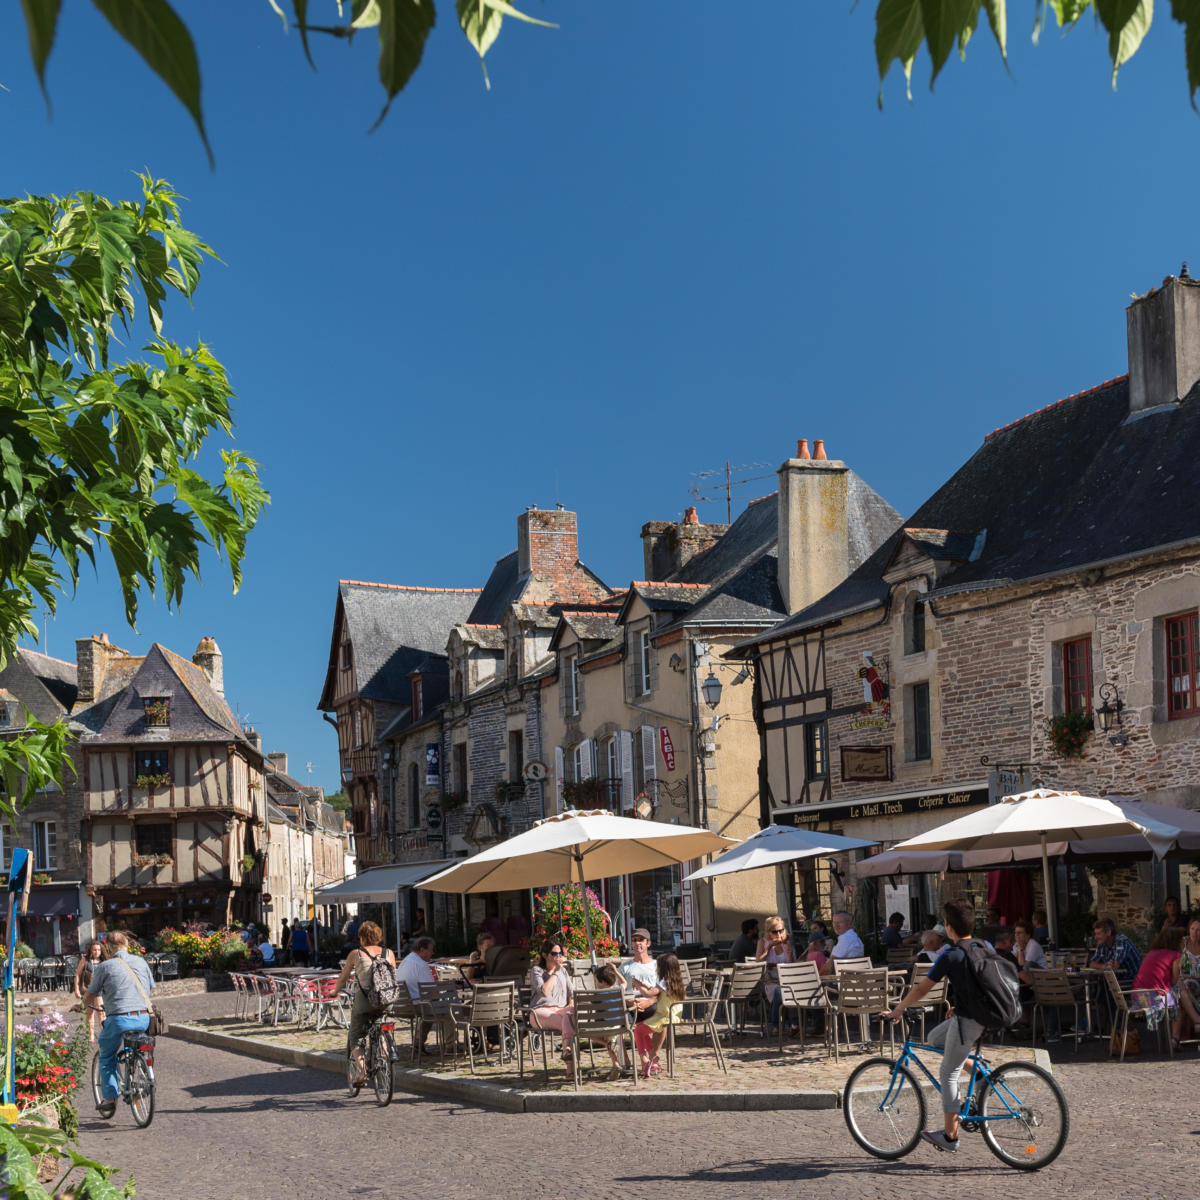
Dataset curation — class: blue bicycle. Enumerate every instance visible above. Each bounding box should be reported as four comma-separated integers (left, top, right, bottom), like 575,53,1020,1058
843,1035,1068,1170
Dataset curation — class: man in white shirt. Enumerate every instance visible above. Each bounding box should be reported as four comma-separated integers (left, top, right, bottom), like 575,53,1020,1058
820,911,864,975
619,928,662,1022
395,936,449,1054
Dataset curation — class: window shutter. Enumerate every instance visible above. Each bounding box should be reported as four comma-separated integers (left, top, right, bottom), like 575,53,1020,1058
619,730,635,810
648,634,659,693
554,746,564,813
624,639,635,702
579,739,594,781
559,659,568,717
640,725,657,788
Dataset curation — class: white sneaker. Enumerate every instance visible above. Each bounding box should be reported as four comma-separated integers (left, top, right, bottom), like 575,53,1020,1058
920,1130,960,1154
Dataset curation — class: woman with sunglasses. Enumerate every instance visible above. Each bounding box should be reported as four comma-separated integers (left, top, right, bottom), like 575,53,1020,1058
755,916,795,1036
529,937,576,1062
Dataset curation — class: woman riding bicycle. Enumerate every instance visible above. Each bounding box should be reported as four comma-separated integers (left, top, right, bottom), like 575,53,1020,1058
335,920,396,1087
83,930,155,1118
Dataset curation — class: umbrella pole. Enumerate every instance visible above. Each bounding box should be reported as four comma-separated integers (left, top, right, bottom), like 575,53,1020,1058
1040,833,1059,947
574,851,596,965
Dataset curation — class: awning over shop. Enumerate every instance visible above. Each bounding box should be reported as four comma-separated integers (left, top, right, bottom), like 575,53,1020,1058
27,884,81,917
313,861,453,904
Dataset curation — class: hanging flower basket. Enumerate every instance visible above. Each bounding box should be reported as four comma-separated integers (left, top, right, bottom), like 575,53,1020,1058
1045,709,1094,758
134,772,171,790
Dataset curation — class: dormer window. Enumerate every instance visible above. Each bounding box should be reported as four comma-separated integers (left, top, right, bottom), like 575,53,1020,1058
142,696,171,726
341,641,353,670
411,676,423,720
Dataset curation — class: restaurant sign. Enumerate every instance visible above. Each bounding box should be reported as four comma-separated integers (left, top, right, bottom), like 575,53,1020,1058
816,787,987,825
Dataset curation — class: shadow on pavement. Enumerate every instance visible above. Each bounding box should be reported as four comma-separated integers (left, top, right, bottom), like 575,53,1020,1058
617,1153,1015,1183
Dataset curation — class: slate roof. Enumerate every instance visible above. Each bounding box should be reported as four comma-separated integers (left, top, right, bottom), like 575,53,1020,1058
548,610,622,652
468,552,523,624
749,375,1200,641
457,625,506,650
77,643,248,746
319,581,480,708
16,650,78,711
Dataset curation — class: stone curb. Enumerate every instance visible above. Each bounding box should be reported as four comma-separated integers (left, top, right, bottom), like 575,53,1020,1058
169,1023,840,1113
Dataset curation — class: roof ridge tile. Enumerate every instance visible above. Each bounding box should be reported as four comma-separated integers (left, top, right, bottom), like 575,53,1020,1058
340,579,482,593
985,374,1128,440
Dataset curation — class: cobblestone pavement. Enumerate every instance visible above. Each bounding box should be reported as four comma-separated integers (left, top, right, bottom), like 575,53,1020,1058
66,989,1198,1200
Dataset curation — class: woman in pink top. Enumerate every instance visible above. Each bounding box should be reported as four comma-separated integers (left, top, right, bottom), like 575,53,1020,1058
804,933,828,972
1130,926,1185,1048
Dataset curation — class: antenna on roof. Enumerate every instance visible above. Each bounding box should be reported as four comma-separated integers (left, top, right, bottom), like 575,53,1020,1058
689,461,773,523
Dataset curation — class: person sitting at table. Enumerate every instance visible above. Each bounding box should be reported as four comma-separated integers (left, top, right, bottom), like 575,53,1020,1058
529,937,575,1064
1088,917,1142,984
632,953,685,1079
466,931,495,982
915,928,948,965
881,912,919,951
804,933,828,972
335,920,397,1085
819,911,865,975
1161,895,1189,931
1032,909,1049,945
592,962,628,1080
619,928,662,1025
1130,926,1186,1049
1178,917,1200,1038
728,918,759,963
992,926,1018,965
257,935,276,966
755,915,794,1035
397,936,447,1055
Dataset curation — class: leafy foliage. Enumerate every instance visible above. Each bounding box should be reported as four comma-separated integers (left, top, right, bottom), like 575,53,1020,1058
15,1,559,158
0,1120,136,1199
1045,708,1094,757
0,176,267,824
531,884,620,958
876,1,1200,106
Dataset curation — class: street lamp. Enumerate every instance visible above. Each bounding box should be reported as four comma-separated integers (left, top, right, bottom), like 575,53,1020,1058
1097,682,1126,746
701,671,722,710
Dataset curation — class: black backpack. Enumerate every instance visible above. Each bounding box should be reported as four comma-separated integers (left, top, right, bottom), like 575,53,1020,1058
956,939,1022,1029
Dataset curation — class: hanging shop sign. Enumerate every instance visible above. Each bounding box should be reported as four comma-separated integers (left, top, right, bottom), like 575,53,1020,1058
425,744,440,786
660,728,676,771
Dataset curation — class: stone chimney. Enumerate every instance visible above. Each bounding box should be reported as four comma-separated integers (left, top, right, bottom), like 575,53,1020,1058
75,633,116,704
517,507,580,578
641,508,728,580
243,726,262,754
777,438,849,615
267,751,288,777
1127,269,1200,412
192,636,224,697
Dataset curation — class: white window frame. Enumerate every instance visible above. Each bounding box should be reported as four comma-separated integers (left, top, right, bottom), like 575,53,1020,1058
0,823,12,872
32,820,57,872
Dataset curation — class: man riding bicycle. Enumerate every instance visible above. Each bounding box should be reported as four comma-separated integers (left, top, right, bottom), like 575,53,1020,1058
84,931,155,1118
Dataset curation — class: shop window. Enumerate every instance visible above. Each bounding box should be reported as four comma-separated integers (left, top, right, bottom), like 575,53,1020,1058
1061,636,1093,715
1167,611,1200,719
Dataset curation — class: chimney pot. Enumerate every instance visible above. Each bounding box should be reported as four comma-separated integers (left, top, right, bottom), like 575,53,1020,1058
796,438,810,459
683,506,699,525
813,439,827,460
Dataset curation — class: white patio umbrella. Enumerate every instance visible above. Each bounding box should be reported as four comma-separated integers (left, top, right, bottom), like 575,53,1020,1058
418,809,736,961
684,824,876,882
888,788,1179,943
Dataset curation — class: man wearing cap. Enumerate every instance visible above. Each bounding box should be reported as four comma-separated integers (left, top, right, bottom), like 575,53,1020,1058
619,928,662,1022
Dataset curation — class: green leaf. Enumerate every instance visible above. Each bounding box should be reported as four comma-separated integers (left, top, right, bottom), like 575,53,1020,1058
79,1166,127,1200
477,0,556,29
458,0,504,58
371,0,436,131
876,0,925,100
90,0,213,167
983,0,1008,54
19,0,61,107
1095,0,1154,84
1171,0,1200,104
353,0,382,28
921,0,979,83
290,0,317,68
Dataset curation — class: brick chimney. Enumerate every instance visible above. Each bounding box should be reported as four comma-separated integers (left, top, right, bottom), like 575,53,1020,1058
192,636,224,697
517,507,581,578
777,438,849,615
267,751,288,776
75,633,116,704
1127,269,1200,412
640,509,728,580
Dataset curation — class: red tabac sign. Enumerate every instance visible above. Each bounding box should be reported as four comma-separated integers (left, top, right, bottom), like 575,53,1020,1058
660,727,676,771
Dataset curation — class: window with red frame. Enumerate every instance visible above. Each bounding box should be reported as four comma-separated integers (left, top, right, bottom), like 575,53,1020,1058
1166,611,1200,719
1062,637,1093,715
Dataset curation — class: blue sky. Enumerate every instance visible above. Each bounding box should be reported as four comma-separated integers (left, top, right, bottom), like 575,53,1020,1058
4,4,1197,795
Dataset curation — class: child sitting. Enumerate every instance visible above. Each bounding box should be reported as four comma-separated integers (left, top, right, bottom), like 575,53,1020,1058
630,953,686,1079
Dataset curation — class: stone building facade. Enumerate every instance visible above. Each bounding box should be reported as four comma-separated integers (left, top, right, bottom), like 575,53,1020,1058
743,271,1200,932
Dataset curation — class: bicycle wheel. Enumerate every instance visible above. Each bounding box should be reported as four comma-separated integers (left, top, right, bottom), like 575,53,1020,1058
129,1055,155,1128
372,1033,394,1107
843,1057,926,1159
90,1050,109,1115
980,1062,1069,1170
